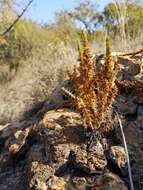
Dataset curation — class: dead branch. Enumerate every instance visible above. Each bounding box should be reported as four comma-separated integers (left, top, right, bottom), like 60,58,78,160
120,49,143,57
1,0,34,36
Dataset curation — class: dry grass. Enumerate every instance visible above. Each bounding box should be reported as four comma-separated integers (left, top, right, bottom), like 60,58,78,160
0,43,77,124
90,32,143,53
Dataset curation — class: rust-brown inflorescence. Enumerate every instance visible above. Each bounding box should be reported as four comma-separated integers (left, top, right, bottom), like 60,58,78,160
68,31,118,131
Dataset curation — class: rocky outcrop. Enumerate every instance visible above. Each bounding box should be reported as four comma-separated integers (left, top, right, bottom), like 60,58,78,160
0,109,129,190
96,51,143,80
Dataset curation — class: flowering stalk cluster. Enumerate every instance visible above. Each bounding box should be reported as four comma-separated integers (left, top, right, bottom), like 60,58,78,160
68,31,118,131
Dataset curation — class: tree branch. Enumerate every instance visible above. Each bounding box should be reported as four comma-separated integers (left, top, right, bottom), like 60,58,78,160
1,0,34,36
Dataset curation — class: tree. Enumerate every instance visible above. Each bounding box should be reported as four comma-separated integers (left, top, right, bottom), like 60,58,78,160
102,1,127,42
44,10,78,44
68,0,100,33
102,1,143,39
126,2,143,37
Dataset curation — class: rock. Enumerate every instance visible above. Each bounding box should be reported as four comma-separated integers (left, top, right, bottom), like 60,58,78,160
6,128,30,154
117,56,142,80
42,109,82,127
28,161,54,190
87,141,107,173
95,53,142,80
109,146,127,168
46,176,66,190
28,144,44,162
0,108,130,190
87,171,128,190
101,172,128,190
115,95,137,115
71,177,87,190
53,143,71,166
75,145,88,172
27,109,109,189
35,109,107,174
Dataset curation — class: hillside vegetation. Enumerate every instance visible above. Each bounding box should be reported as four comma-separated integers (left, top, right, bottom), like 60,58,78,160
0,0,143,124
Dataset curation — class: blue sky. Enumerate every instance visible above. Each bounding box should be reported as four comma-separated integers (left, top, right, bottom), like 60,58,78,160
25,0,110,24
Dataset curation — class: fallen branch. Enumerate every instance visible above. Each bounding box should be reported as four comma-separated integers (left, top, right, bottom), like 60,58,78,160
120,49,143,57
1,0,34,36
